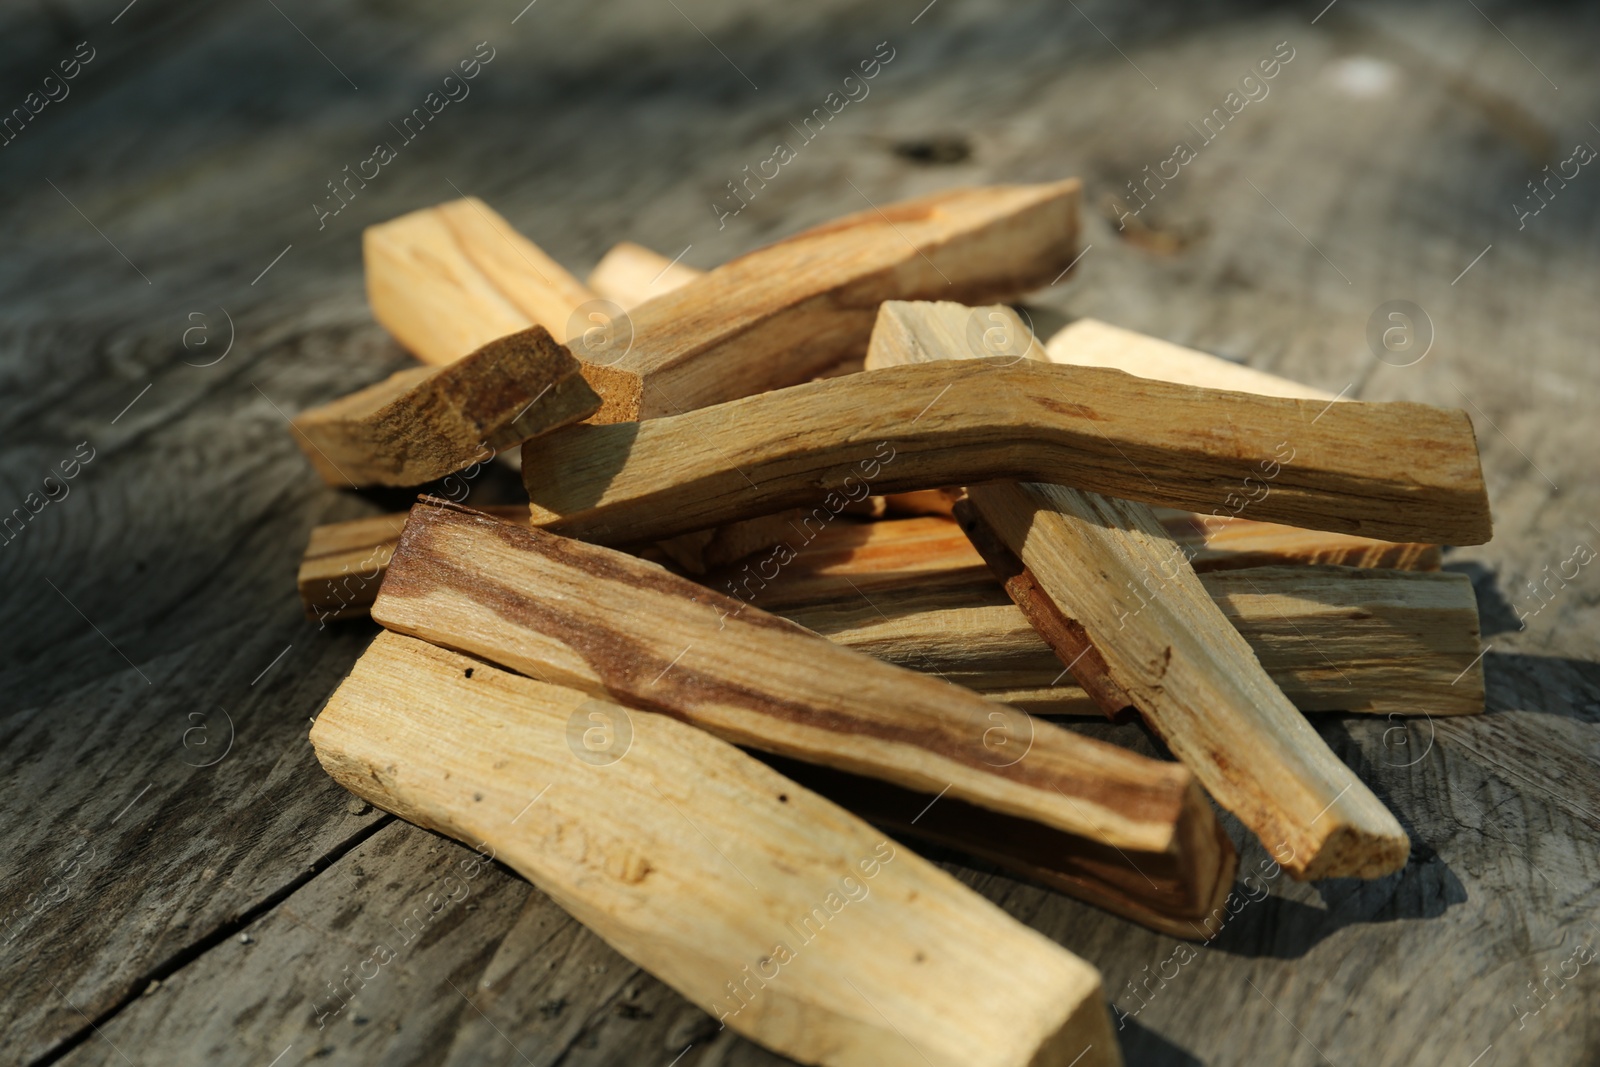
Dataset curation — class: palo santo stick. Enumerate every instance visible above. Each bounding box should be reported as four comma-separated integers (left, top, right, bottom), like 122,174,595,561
371,499,1234,925
955,499,1137,723
364,198,597,366
296,506,864,621
968,482,1411,879
782,568,1484,717
296,509,1469,714
291,508,1477,717
1045,317,1339,400
729,513,1438,617
1045,320,1441,569
655,509,883,576
298,506,529,623
521,359,1492,550
313,632,1120,1067
1153,509,1440,571
759,752,1236,941
866,301,1409,879
1199,565,1482,714
291,327,599,487
751,515,1478,716
573,181,1082,422
714,515,991,609
299,511,408,623
586,240,703,309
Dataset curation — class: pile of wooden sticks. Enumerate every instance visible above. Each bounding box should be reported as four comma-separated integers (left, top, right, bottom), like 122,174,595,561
293,179,1491,1067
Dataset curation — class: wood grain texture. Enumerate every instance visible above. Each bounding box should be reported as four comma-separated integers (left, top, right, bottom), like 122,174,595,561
1045,317,1340,401
865,299,1412,878
653,509,826,576
369,501,1230,904
290,326,599,487
783,566,1484,718
1046,319,1443,568
953,496,1139,724
586,241,703,309
297,505,529,622
1153,509,1441,572
290,506,1473,716
713,513,1445,615
364,198,597,367
969,480,1410,880
520,357,1493,547
573,181,1082,422
312,632,1120,1067
7,2,1598,1064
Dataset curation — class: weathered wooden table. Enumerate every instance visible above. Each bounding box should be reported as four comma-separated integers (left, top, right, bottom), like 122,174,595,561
3,0,1596,1064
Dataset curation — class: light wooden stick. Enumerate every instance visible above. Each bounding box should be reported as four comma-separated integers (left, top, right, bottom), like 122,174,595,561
710,515,991,608
867,302,1412,879
1045,319,1439,568
364,198,597,367
783,567,1484,718
757,751,1237,942
572,181,1081,422
297,511,1478,715
291,326,598,487
586,240,703,309
298,505,528,623
522,351,1491,549
654,508,874,576
729,510,1438,605
971,483,1410,878
1154,509,1440,571
370,499,1235,926
709,514,1478,716
299,511,408,623
1045,317,1339,399
312,632,1120,1067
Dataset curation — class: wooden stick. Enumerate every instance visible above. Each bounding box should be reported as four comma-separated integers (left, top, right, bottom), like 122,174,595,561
723,514,1478,716
521,354,1492,550
782,567,1484,718
655,507,876,576
1153,509,1440,571
291,326,599,487
868,492,1441,569
711,515,991,609
866,301,1411,879
1046,318,1440,569
758,752,1237,942
955,499,1138,723
727,512,1438,614
370,499,1235,925
586,240,703,309
298,506,528,623
573,181,1082,422
298,511,1478,715
299,511,408,623
298,509,945,626
364,198,597,366
969,482,1410,879
312,632,1120,1067
1045,317,1339,400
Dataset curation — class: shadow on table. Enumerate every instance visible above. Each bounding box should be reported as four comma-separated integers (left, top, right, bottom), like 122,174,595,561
1177,719,1469,961
1478,652,1600,722
1117,1014,1206,1067
1165,842,1466,962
